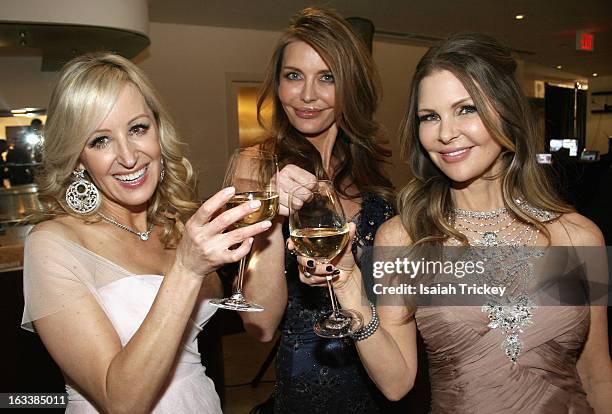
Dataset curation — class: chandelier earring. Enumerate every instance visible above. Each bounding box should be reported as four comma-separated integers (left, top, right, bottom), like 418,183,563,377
65,169,101,215
160,158,165,182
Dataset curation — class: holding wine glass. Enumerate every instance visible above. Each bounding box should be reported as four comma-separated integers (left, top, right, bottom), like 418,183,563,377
210,148,279,312
289,180,363,337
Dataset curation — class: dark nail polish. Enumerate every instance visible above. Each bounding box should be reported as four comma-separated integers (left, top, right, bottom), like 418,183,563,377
332,269,341,275
326,265,333,272
306,260,315,268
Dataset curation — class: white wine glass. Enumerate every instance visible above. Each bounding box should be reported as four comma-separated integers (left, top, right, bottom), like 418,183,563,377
289,180,363,337
210,148,279,312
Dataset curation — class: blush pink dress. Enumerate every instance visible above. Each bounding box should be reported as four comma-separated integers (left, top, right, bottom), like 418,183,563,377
415,305,593,413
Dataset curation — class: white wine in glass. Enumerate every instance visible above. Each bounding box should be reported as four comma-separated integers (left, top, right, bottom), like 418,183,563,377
289,180,363,338
225,191,279,227
290,227,349,261
210,148,279,312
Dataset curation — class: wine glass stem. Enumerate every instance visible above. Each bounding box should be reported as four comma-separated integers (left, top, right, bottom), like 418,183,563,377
325,276,339,316
234,252,250,295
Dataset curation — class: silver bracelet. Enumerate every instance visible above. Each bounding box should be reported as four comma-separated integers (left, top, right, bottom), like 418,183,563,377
351,302,379,341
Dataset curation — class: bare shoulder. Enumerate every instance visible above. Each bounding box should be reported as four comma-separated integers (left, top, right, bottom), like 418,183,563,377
376,215,412,246
547,212,604,246
30,216,83,243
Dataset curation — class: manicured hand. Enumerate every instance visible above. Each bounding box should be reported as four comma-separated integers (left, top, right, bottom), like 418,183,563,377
175,186,272,277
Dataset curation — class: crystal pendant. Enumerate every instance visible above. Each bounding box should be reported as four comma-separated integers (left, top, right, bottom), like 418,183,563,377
482,231,497,246
140,232,150,241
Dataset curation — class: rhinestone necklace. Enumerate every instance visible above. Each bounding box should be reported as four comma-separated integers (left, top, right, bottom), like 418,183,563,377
451,206,507,220
450,208,538,247
456,217,518,246
457,213,509,228
98,212,153,241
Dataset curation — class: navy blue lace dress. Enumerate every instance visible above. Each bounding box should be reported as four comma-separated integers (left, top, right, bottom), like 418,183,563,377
274,193,396,413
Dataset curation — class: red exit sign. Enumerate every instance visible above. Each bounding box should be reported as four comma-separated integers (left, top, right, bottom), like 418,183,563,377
576,31,594,51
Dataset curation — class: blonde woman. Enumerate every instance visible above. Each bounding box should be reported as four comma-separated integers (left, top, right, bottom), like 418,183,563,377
22,52,271,413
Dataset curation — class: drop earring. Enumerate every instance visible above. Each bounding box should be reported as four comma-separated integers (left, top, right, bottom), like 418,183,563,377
160,158,165,182
65,169,101,214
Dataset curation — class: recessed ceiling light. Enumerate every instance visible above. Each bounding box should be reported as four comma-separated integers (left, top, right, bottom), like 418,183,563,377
515,14,525,20
556,65,563,70
592,73,598,77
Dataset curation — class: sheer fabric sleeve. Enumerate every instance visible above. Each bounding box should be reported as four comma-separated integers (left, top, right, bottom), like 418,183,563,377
21,230,125,332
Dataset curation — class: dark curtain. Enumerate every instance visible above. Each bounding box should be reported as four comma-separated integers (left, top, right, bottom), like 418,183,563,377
544,84,587,150
576,89,587,144
545,84,574,142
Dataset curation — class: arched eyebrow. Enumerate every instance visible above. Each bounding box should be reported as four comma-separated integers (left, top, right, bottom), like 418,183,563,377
128,114,150,124
91,114,150,134
281,66,332,76
451,97,474,107
417,96,473,113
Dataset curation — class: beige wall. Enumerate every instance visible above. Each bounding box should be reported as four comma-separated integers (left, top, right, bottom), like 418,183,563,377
373,40,427,188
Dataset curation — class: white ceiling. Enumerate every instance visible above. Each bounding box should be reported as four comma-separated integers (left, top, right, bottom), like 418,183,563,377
149,0,612,78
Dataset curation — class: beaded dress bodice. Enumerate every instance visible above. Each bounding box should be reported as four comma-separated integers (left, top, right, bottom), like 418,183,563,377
415,204,593,413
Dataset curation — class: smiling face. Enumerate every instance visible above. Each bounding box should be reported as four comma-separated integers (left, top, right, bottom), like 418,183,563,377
78,83,162,211
417,70,503,185
278,40,336,140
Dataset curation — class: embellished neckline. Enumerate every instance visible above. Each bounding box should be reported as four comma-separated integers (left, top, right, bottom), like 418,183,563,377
450,198,559,224
451,206,507,220
514,198,559,223
449,205,539,247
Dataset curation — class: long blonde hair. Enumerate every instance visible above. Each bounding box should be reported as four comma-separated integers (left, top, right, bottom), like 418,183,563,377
398,33,572,245
35,52,199,248
258,7,394,203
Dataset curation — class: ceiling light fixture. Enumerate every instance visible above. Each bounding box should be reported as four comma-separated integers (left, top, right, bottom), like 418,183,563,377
9,107,45,117
515,14,525,20
556,65,563,70
592,73,598,77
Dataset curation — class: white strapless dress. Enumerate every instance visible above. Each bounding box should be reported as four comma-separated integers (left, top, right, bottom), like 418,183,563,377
65,275,222,413
22,231,223,414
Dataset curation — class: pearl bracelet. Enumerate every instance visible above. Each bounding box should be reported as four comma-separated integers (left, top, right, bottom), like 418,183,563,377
351,302,379,341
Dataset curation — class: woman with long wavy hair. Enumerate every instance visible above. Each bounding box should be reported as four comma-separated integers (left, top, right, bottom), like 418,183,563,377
22,52,271,413
306,33,612,413
239,7,403,413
